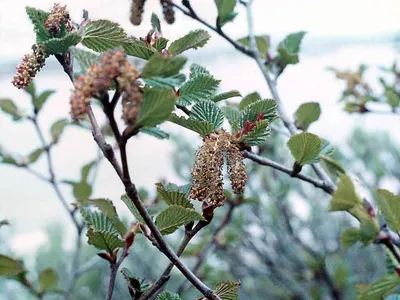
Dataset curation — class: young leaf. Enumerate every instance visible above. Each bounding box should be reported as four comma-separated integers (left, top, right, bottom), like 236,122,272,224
168,29,211,56
124,38,157,60
376,189,400,232
24,82,36,98
0,99,23,120
39,268,58,291
151,13,161,33
222,106,241,134
81,161,96,183
121,194,146,224
25,7,51,43
215,0,237,26
277,31,306,65
143,74,186,89
191,101,224,129
157,292,182,300
81,20,127,52
141,55,187,78
357,274,400,300
42,32,82,54
239,99,277,126
27,148,43,164
169,114,214,137
287,132,322,165
190,64,210,78
33,90,55,112
214,280,241,300
140,127,169,139
156,183,193,209
237,35,269,55
0,254,24,276
340,227,361,250
320,155,346,176
135,89,177,128
154,37,169,52
211,90,242,102
294,102,321,130
50,119,68,143
90,198,127,236
86,228,126,253
156,205,204,235
81,209,118,234
239,119,271,146
239,92,261,110
178,75,220,105
359,218,379,245
69,47,99,72
328,175,362,212
72,181,92,203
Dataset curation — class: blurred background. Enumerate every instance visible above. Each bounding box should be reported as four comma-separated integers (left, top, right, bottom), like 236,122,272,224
0,0,400,299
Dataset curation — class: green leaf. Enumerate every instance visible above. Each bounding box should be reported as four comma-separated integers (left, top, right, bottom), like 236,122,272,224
358,274,400,300
156,183,193,209
214,280,241,300
376,189,400,232
211,90,242,102
33,90,55,112
329,174,362,212
0,99,23,120
0,254,24,276
157,292,182,300
169,114,214,137
156,205,204,235
222,106,241,134
90,199,127,236
320,154,346,176
27,148,43,164
24,82,36,98
340,228,361,250
215,0,237,26
178,75,221,105
239,99,277,126
86,228,125,253
154,37,169,52
135,89,177,128
277,31,306,65
294,102,321,130
121,194,147,224
191,101,224,129
143,74,186,89
124,38,157,60
168,29,211,56
142,55,187,78
319,139,334,157
140,127,169,139
151,13,161,33
237,35,269,55
39,268,58,291
81,209,119,234
73,182,92,203
81,161,96,183
25,7,51,43
50,119,68,143
239,92,261,110
239,119,271,146
190,64,210,78
385,87,400,108
81,20,127,52
69,47,99,72
359,218,379,245
42,32,82,54
287,132,322,165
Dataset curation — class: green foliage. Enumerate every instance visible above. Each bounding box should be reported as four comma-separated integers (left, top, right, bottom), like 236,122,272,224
156,183,193,209
151,13,161,33
86,229,125,253
32,89,56,112
294,102,321,130
277,31,306,65
239,99,277,127
214,280,241,300
154,37,169,52
222,106,241,134
320,154,346,176
140,127,169,139
155,205,204,235
287,132,322,165
358,274,400,300
237,35,269,55
82,209,119,234
211,90,242,102
0,254,25,276
376,189,400,232
89,198,127,236
239,92,261,110
50,119,68,143
157,291,182,300
135,89,177,129
178,72,220,105
143,75,186,89
0,99,23,120
81,20,127,52
190,64,210,78
191,101,225,130
329,175,362,211
121,267,149,298
121,194,146,224
123,38,157,60
27,148,43,164
169,114,214,137
239,119,271,146
215,0,238,26
25,7,51,44
42,32,82,54
69,47,99,72
168,29,210,56
38,268,58,291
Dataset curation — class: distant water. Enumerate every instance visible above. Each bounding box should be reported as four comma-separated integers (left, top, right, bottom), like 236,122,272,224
0,39,399,255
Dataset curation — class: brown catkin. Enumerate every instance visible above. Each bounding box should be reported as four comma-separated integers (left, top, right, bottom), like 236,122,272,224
160,0,175,24
227,144,247,194
44,3,73,35
130,0,147,25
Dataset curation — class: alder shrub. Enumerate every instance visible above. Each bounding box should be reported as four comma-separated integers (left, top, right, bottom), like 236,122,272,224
1,1,400,299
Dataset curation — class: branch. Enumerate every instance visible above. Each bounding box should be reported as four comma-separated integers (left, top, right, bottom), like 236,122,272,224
106,246,130,300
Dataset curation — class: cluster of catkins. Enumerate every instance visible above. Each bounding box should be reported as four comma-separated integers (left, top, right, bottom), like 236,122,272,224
130,0,175,26
190,129,248,207
12,3,74,89
70,49,142,125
